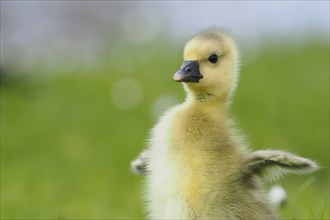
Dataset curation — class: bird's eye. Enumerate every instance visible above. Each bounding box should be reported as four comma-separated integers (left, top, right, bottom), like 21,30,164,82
208,54,218,64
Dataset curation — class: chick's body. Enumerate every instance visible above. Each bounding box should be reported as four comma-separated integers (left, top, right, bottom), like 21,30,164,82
147,100,273,219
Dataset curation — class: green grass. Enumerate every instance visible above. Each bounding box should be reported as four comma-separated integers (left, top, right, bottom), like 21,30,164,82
1,39,329,219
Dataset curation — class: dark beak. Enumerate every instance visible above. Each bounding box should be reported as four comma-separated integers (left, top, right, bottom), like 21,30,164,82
173,60,203,83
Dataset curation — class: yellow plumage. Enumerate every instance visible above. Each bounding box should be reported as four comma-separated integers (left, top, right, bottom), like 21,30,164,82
132,28,318,219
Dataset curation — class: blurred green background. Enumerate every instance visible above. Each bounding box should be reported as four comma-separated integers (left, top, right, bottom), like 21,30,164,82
1,1,329,219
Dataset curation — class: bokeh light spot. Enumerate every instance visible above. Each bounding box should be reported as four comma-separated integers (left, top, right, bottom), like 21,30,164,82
111,78,143,111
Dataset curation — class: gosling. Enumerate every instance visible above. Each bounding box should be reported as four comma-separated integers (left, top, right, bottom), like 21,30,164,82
131,28,318,219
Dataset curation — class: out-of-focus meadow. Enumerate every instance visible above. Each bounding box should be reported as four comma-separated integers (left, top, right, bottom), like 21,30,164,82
1,2,329,219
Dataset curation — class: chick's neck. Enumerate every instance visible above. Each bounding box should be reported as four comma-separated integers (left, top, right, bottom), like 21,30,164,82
184,86,230,118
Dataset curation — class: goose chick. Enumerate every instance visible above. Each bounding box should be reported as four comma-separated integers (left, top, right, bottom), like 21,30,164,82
132,28,318,219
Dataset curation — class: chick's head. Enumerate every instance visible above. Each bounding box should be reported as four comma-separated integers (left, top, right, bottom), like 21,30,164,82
174,29,240,101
